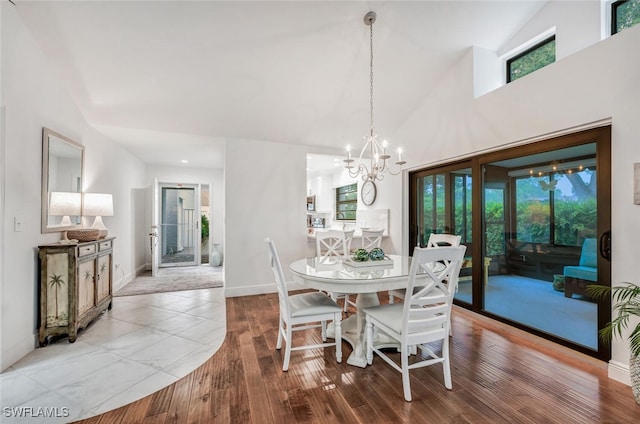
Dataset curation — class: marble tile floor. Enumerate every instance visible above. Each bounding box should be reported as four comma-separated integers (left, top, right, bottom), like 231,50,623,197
0,284,226,423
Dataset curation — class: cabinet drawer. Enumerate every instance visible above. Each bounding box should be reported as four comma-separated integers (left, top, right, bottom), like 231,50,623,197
78,244,96,257
99,240,112,251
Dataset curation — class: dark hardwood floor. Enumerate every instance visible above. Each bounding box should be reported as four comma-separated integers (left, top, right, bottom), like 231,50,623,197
74,292,638,423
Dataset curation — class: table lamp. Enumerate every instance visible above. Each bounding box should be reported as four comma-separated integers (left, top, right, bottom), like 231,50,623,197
49,192,81,227
83,193,113,239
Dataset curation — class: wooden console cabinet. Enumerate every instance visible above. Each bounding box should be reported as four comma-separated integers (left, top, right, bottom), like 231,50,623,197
38,237,115,346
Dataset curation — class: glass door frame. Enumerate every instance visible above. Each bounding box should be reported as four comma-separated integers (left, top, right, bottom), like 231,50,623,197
408,126,611,361
409,160,474,252
158,183,201,268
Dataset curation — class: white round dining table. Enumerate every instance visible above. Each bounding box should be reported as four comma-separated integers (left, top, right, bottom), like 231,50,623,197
289,254,415,368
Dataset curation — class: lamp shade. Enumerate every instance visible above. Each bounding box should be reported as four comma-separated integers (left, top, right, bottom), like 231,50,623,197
49,192,82,216
83,193,114,217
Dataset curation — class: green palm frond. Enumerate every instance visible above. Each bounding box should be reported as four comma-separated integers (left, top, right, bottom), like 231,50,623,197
587,282,640,357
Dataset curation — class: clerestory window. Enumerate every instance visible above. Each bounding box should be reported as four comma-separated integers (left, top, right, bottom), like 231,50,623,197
612,0,640,34
506,36,556,83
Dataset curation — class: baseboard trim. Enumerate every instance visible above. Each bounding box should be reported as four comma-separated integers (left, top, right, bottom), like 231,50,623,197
608,360,631,386
225,283,276,298
224,281,307,298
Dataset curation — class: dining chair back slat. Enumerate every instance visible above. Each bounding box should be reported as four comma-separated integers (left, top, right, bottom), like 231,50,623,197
390,233,462,304
316,230,349,258
361,229,384,250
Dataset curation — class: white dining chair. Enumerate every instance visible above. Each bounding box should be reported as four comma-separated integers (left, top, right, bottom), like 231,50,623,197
315,229,354,312
316,229,349,260
344,229,356,253
265,238,342,371
361,229,384,250
364,245,466,401
389,233,462,304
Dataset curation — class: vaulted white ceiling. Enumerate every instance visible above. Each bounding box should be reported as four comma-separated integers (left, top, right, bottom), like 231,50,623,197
15,1,548,168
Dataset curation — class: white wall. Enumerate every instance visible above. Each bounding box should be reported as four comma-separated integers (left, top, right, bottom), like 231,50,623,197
224,139,309,297
0,5,146,371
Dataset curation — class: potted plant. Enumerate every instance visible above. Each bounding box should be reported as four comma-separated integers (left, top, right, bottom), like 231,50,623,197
588,282,640,404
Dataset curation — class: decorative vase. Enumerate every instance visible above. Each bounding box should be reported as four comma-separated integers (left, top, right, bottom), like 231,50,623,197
631,354,640,405
210,244,223,267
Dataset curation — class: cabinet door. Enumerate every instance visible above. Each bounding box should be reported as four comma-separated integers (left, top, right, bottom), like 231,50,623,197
78,260,96,315
44,252,70,327
97,254,111,302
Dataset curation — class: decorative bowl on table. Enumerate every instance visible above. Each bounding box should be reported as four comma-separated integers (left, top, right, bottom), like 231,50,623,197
66,229,100,242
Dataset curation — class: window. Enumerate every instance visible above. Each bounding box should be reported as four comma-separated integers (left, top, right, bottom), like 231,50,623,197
410,167,472,249
484,186,506,256
335,183,357,220
612,0,640,34
513,163,597,247
506,36,556,83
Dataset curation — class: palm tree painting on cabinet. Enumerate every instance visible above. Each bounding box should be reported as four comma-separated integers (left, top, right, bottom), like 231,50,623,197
46,254,69,327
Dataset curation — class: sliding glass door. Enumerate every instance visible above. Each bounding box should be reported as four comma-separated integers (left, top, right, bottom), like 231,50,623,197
409,163,473,304
482,143,602,350
409,126,611,360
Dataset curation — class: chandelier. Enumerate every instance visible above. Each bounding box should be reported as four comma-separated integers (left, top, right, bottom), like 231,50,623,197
344,11,405,182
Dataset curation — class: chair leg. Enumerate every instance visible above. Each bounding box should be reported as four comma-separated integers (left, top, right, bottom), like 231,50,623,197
401,345,412,401
276,316,284,350
334,312,342,363
442,338,452,390
388,291,395,304
365,318,374,365
321,320,327,341
283,325,293,371
343,295,349,312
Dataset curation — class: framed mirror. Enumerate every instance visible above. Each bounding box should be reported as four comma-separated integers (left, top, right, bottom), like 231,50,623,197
41,128,84,233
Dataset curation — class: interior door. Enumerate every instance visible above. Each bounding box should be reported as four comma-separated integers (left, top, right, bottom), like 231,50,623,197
159,184,200,267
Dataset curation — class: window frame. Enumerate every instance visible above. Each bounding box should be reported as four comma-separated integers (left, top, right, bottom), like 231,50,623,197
506,35,556,83
335,183,357,221
611,0,640,34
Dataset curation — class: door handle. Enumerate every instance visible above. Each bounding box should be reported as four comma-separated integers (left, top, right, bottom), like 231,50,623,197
599,231,611,261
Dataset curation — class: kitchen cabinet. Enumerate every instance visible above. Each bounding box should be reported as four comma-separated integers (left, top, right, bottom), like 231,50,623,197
37,237,115,346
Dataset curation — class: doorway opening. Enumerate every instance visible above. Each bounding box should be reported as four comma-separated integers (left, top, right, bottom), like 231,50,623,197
159,184,199,267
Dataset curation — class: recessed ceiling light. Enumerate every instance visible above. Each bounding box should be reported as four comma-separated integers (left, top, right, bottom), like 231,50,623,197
181,159,189,163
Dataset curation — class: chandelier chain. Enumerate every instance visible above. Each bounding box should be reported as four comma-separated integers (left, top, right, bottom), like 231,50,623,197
369,18,374,137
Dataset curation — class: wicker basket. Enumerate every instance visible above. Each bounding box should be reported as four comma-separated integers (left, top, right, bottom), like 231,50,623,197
66,229,101,242
631,354,640,405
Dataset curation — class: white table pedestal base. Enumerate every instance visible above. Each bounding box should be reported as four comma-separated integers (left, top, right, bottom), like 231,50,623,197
327,292,399,368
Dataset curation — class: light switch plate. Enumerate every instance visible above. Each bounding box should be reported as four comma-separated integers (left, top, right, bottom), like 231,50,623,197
14,217,23,232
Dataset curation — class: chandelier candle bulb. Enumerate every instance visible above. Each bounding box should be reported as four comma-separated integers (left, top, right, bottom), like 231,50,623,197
380,140,391,159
